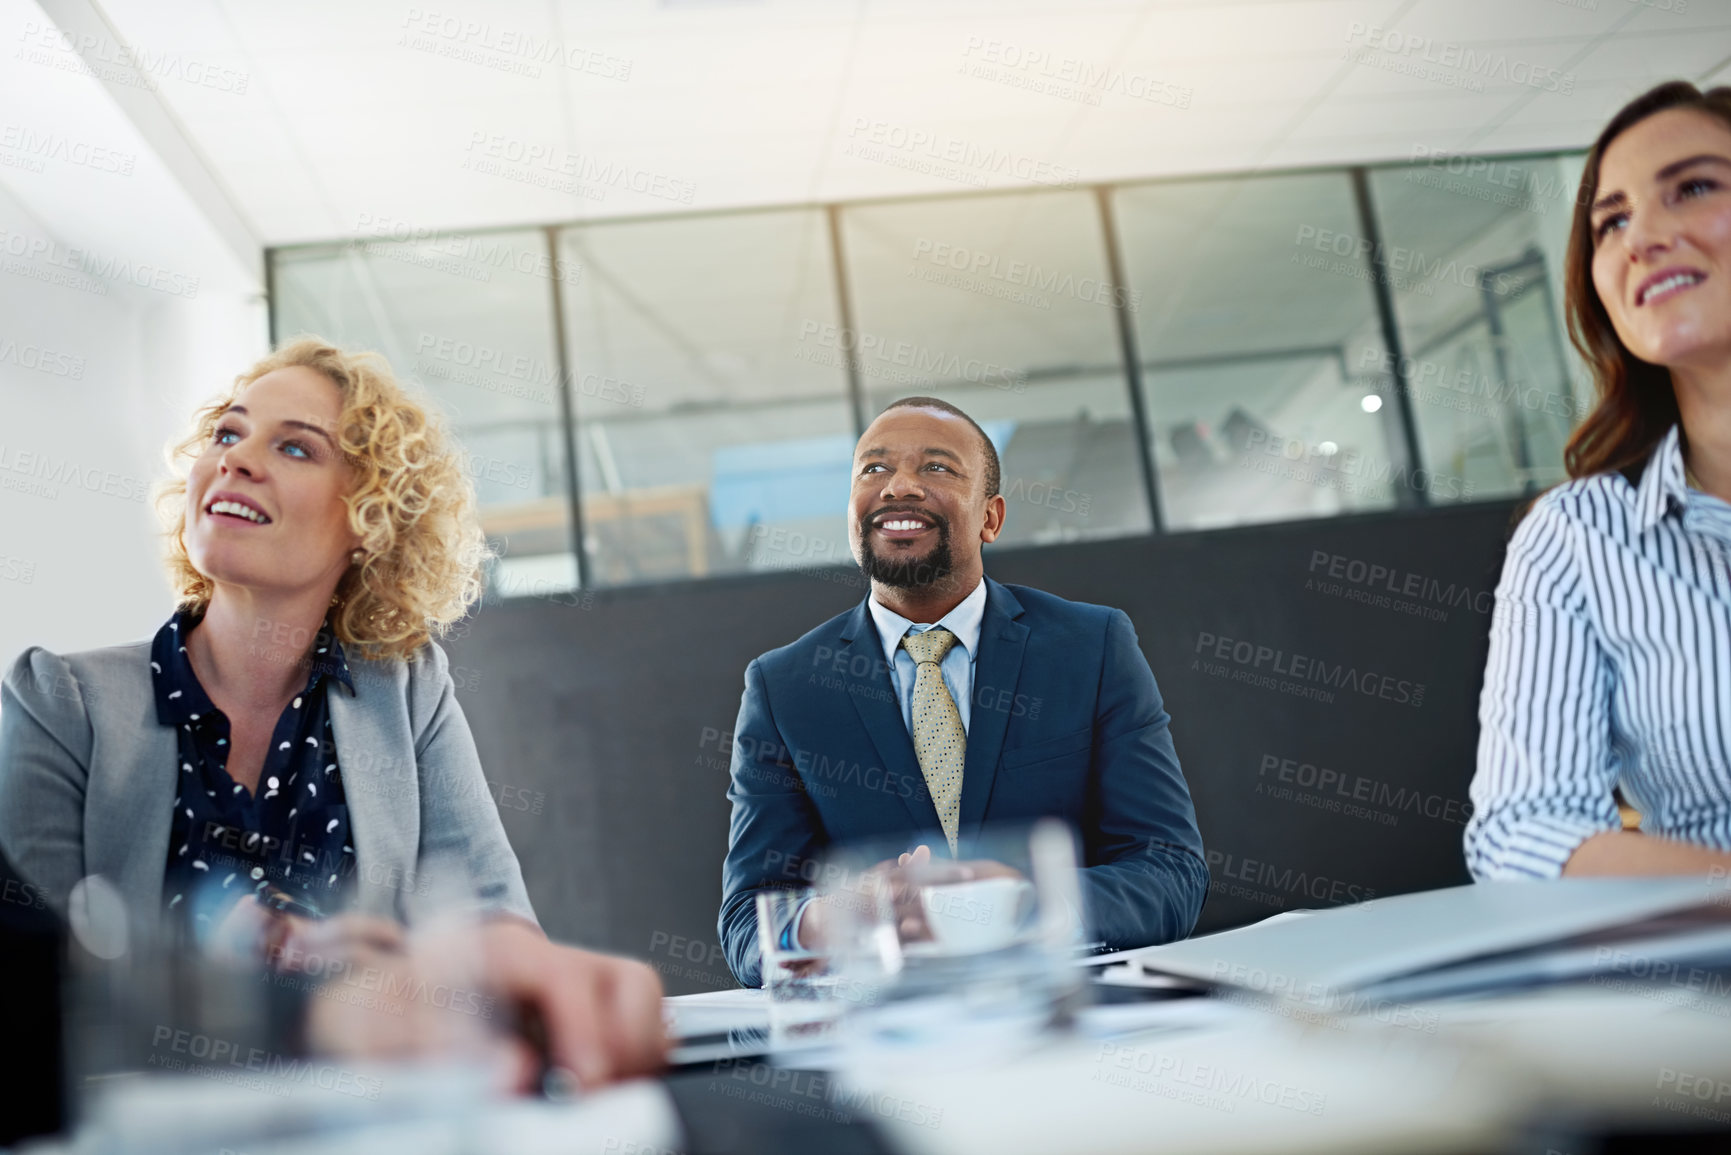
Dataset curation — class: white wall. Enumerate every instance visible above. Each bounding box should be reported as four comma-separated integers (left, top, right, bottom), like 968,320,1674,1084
0,0,267,666
0,183,267,664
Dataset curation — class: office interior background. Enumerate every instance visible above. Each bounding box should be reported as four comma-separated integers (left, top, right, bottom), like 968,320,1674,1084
1,0,1726,993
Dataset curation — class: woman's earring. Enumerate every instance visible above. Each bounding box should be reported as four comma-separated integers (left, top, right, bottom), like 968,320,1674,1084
349,549,365,567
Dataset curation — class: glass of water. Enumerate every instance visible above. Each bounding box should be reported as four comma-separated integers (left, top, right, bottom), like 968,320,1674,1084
754,887,847,1044
818,819,1089,1072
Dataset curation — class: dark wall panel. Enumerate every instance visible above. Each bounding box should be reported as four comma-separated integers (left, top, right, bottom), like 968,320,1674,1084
445,501,1518,993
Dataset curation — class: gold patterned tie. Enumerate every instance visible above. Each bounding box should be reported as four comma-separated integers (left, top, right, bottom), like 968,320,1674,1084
901,627,965,856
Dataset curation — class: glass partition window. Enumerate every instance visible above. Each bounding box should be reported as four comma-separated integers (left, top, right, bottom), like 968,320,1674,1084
272,230,576,598
557,209,852,585
1115,173,1406,532
840,190,1151,549
1369,156,1587,502
270,149,1592,595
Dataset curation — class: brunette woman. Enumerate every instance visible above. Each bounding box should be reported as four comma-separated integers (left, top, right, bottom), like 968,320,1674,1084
1467,82,1731,879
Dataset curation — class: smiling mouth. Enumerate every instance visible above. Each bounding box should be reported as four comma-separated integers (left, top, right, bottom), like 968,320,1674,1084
1639,271,1705,306
872,512,935,538
205,499,272,525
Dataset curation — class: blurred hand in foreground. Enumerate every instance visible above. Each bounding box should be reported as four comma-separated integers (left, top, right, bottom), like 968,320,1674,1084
298,915,667,1092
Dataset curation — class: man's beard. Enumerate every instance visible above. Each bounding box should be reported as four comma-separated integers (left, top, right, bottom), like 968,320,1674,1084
857,512,954,589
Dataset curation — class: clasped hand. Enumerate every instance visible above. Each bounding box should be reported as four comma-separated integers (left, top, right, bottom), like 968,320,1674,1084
795,843,1023,953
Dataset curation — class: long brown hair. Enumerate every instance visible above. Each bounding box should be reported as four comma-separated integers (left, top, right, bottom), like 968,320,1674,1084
1563,81,1731,479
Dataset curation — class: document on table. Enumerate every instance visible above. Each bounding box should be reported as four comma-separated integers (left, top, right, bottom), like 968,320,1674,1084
663,988,769,1038
1076,909,1321,968
1358,903,1731,1006
1115,877,1731,1004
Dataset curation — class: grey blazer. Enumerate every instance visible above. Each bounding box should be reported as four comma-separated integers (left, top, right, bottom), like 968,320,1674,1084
0,637,536,928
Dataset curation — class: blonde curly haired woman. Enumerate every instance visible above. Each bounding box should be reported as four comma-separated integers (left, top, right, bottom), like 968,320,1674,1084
0,338,664,1086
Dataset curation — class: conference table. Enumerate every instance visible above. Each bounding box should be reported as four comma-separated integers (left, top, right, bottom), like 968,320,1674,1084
647,979,1731,1154
42,944,1731,1154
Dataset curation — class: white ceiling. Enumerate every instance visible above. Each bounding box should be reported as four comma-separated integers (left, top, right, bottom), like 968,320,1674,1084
37,0,1731,252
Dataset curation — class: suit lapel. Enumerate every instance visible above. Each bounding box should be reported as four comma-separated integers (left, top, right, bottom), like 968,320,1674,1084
836,599,940,832
89,688,178,919
327,662,418,921
959,578,1028,845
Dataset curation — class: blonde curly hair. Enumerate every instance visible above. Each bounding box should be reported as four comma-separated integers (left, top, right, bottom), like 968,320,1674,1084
157,336,491,662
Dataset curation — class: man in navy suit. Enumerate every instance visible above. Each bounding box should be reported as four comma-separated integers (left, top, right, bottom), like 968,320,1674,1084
718,397,1207,985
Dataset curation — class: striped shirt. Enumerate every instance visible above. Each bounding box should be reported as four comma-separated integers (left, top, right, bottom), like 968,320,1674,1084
1466,423,1731,879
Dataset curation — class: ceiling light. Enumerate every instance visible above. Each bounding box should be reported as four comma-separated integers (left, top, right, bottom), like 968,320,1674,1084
1361,394,1383,413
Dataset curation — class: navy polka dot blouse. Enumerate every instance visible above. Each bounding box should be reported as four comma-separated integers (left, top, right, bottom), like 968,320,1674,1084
151,610,358,931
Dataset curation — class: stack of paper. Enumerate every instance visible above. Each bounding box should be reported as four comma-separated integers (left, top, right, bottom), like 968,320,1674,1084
1118,877,1731,1009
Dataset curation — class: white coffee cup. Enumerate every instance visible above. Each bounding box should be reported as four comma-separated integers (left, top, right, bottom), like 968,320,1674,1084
918,877,1030,954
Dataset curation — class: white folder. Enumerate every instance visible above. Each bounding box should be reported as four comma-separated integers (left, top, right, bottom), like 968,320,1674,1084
1125,877,1731,1005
